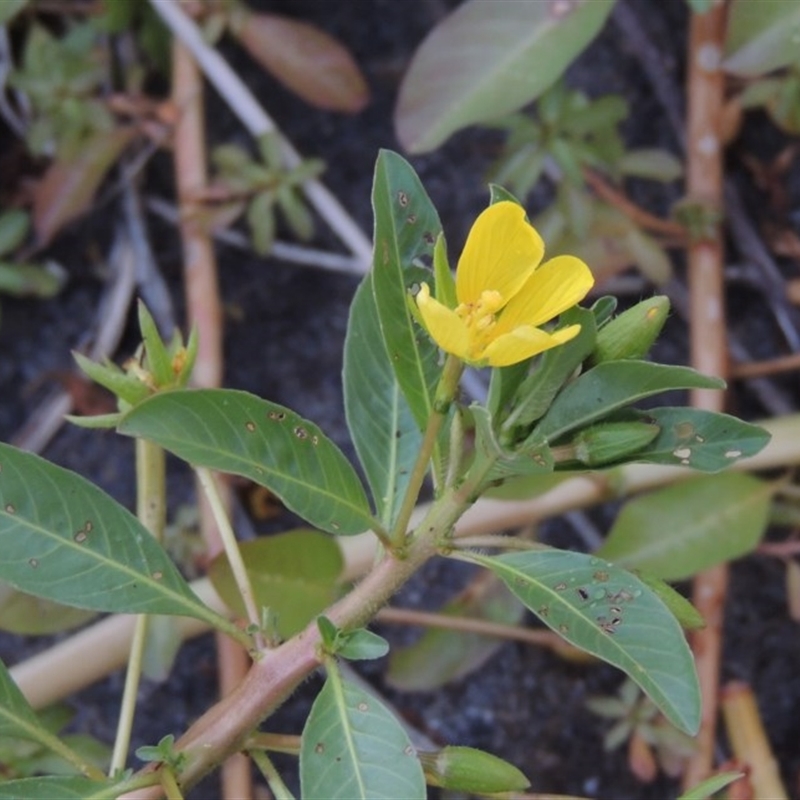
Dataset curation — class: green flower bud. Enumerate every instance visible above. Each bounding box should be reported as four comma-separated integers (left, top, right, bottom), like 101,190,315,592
420,746,530,793
593,296,669,363
573,421,660,467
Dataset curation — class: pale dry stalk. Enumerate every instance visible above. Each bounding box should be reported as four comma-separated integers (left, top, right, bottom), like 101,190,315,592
171,38,251,800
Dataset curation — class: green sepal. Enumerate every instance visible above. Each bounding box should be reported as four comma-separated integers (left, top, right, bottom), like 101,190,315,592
420,746,530,793
432,233,456,308
137,301,173,387
473,405,553,485
635,572,705,631
591,295,618,327
72,351,150,406
500,306,597,437
570,421,660,467
317,615,339,651
488,184,523,206
336,629,390,662
65,412,124,429
592,296,670,363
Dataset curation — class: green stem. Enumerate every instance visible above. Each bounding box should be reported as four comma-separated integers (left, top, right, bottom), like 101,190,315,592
25,724,107,782
389,355,463,549
110,438,166,776
196,467,264,648
160,766,185,800
249,749,296,800
247,732,301,755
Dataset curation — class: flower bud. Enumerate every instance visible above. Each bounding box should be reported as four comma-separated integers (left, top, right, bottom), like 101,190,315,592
573,421,660,467
593,296,669,363
419,746,529,793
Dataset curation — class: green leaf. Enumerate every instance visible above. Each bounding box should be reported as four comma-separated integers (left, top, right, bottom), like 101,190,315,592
502,305,597,432
617,148,683,182
0,0,27,25
343,275,422,529
0,210,30,256
336,628,390,661
625,407,771,471
387,572,524,691
596,473,772,581
532,361,724,443
471,549,700,733
0,583,95,634
677,771,746,800
137,301,172,387
0,442,218,621
0,262,65,298
0,776,116,800
636,573,705,631
395,0,616,152
300,670,426,800
119,389,375,535
723,0,800,77
370,150,443,436
208,529,343,639
0,657,47,742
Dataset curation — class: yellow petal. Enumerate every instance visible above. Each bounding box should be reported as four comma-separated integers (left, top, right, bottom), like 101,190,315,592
494,255,594,336
416,283,471,359
456,202,544,306
482,324,582,367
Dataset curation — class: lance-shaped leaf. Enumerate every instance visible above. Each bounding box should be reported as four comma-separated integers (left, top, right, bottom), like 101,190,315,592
532,361,724,443
0,443,219,622
344,274,423,528
300,669,426,800
471,549,700,734
0,776,116,799
623,407,770,471
596,473,773,581
118,389,375,535
370,150,443,433
395,0,616,152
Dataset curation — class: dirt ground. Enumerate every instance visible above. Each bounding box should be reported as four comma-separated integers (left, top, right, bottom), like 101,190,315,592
1,1,799,798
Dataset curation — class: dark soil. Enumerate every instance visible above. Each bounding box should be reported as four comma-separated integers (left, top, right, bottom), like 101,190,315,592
1,1,799,798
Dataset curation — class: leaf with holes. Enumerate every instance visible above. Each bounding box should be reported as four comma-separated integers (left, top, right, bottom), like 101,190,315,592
532,361,724,443
624,407,770,471
300,668,425,800
118,389,375,535
371,150,443,435
0,443,221,622
471,549,700,733
596,473,773,581
395,0,616,152
343,274,422,529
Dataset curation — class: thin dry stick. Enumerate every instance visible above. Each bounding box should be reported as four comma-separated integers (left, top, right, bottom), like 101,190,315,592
376,606,590,661
148,0,373,266
582,167,687,239
683,2,730,790
171,39,252,800
730,351,800,380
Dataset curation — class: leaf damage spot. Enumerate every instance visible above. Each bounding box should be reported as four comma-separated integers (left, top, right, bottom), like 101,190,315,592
406,213,417,225
311,435,319,446
28,558,39,568
85,521,93,532
267,411,286,421
357,702,369,712
245,421,256,432
554,582,567,591
576,587,589,601
593,570,610,582
550,0,578,18
404,745,415,756
423,231,436,245
397,190,409,207
4,503,15,514
725,449,742,459
294,426,308,440
315,743,324,754
74,531,88,544
152,571,163,581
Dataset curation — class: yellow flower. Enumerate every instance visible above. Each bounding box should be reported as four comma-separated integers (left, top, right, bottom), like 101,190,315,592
416,201,594,367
